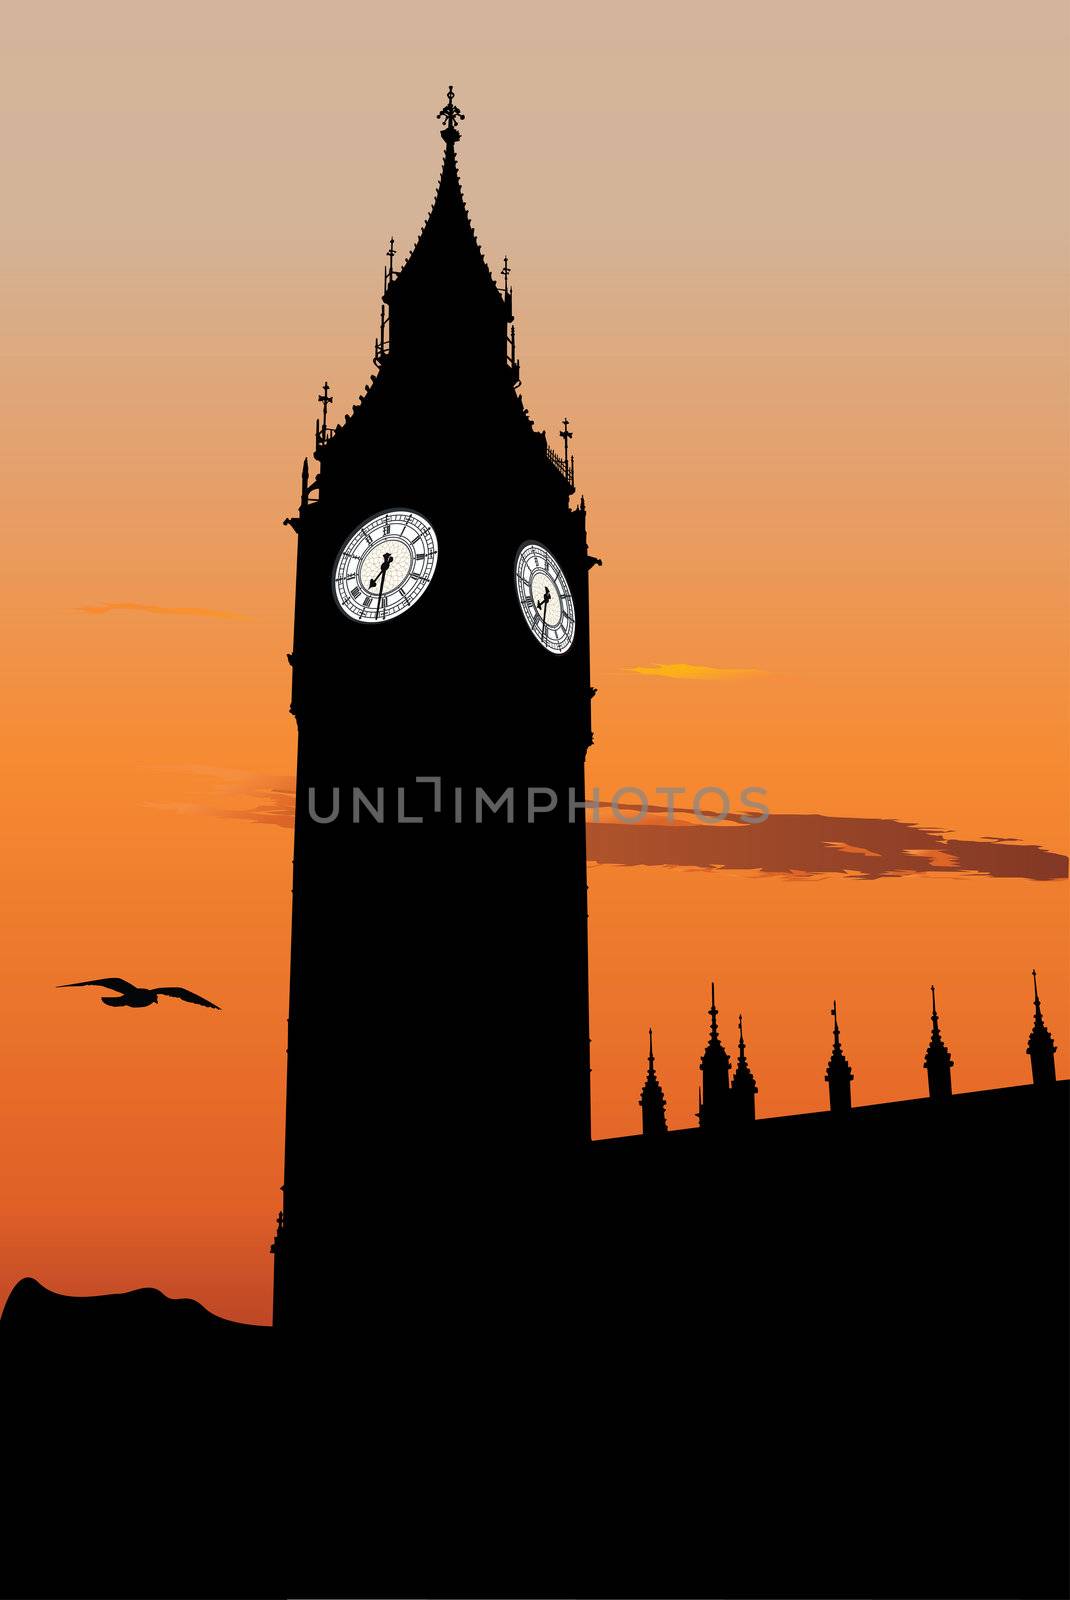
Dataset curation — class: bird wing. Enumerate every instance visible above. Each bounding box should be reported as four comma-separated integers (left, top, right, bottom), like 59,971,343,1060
57,977,138,994
152,987,221,1010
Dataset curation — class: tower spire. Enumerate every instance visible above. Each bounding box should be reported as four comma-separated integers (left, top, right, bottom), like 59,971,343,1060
384,88,508,370
698,979,733,1130
923,985,954,1102
1026,969,1058,1088
825,999,855,1114
640,1027,668,1136
730,1012,758,1122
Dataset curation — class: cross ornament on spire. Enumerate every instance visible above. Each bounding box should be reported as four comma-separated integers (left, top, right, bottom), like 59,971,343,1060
318,381,333,435
438,85,465,144
387,237,396,280
501,256,511,294
559,417,573,476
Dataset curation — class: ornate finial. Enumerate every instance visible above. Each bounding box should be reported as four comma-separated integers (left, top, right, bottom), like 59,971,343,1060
648,1025,655,1070
438,85,465,144
930,983,939,1022
831,999,840,1042
317,381,333,436
560,417,573,477
709,980,718,1021
501,255,511,294
387,236,396,280
1032,968,1041,1011
738,1012,744,1045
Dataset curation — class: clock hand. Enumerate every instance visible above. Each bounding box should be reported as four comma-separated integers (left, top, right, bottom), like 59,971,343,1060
536,584,552,633
372,551,394,617
368,552,393,590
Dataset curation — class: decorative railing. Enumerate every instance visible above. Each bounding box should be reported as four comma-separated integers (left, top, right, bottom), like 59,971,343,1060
546,441,575,489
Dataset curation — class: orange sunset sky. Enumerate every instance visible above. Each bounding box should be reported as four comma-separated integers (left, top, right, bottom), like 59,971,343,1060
2,2,1067,1325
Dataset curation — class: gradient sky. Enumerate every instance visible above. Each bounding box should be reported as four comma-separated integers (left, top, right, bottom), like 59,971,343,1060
2,1,1067,1325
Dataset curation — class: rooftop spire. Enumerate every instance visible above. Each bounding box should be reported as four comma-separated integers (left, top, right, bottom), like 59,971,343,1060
825,999,854,1115
731,1012,758,1120
698,979,733,1130
923,985,954,1102
640,1027,668,1136
1027,969,1058,1088
385,89,507,366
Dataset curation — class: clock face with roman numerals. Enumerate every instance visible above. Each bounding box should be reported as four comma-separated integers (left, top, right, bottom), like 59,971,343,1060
515,542,575,654
333,509,438,623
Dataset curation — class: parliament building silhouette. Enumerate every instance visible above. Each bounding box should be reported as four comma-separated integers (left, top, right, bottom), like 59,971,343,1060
262,99,1066,1595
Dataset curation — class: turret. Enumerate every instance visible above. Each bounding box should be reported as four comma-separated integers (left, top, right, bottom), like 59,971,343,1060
730,1014,758,1123
640,1028,668,1136
698,980,733,1131
825,1000,854,1114
923,986,954,1102
1026,969,1058,1088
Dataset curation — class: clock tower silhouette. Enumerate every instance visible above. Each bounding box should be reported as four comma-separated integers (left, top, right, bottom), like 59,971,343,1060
273,89,597,1331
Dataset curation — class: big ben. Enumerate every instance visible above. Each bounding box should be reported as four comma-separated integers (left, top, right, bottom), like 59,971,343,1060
273,89,597,1330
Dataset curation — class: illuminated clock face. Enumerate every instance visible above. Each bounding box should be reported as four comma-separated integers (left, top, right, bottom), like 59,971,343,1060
515,542,575,654
333,509,438,623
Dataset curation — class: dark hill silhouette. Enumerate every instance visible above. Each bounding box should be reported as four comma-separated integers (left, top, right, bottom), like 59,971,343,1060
1,1276,267,1338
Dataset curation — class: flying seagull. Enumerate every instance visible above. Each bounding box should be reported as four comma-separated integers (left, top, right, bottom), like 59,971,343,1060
58,978,220,1010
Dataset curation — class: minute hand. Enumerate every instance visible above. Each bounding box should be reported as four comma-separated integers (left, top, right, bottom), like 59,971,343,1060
372,553,394,616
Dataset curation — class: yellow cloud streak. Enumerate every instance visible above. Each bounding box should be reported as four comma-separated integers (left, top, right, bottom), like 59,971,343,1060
627,663,766,680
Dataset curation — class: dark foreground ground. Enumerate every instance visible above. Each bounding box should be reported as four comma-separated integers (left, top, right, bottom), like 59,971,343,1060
4,1085,1067,1600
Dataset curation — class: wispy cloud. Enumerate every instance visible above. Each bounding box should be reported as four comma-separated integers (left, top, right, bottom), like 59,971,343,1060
627,663,766,680
148,770,296,829
78,602,248,620
588,810,1067,882
160,775,1068,883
